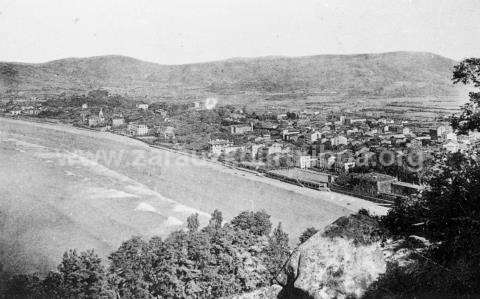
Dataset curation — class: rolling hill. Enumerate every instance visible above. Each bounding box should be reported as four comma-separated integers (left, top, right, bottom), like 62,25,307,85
0,51,462,99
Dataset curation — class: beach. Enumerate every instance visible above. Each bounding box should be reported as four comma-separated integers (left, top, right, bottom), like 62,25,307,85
0,117,387,274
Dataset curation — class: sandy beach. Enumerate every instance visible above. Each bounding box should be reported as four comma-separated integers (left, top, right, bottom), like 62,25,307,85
0,117,387,274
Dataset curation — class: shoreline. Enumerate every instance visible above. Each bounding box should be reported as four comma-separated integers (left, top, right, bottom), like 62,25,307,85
0,116,388,215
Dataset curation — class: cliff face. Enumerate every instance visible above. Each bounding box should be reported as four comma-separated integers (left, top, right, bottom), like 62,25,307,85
275,211,399,299
278,235,387,299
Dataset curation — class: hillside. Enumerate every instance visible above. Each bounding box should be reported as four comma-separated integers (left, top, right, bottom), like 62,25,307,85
0,52,461,99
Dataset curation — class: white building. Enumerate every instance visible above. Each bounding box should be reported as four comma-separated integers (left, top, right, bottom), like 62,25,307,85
128,123,149,136
230,124,253,135
136,103,149,110
294,155,313,169
331,135,348,146
307,131,322,143
112,117,125,127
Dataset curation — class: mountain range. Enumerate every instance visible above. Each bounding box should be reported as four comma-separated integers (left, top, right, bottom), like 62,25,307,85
0,51,462,99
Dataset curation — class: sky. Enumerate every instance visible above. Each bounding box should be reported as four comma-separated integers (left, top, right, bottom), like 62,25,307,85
0,0,479,64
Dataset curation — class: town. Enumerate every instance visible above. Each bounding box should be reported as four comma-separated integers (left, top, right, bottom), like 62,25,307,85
2,89,477,205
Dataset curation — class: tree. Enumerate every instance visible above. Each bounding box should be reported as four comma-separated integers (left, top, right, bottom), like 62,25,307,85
58,249,110,298
1,210,287,298
264,223,290,282
377,58,480,295
187,213,200,232
208,209,223,229
5,273,42,297
299,227,319,244
451,58,480,134
108,236,151,298
230,210,272,236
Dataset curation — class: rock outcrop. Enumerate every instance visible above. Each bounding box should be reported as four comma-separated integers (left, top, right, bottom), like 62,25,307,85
278,234,387,298
277,211,391,298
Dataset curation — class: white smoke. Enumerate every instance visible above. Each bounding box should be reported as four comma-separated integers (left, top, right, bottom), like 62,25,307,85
204,97,218,110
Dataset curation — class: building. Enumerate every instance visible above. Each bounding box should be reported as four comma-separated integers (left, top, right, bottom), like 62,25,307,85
333,159,356,173
391,181,425,197
161,126,176,140
249,143,264,159
87,109,105,127
136,103,149,110
443,141,463,153
348,172,398,195
82,103,88,109
317,153,336,170
128,123,149,136
294,155,313,169
265,143,288,155
155,109,168,117
209,139,235,155
112,117,125,127
230,124,253,135
282,129,301,141
331,135,348,146
445,132,457,141
349,118,367,125
306,131,322,143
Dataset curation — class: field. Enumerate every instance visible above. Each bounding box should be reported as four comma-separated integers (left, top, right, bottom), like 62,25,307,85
0,118,386,276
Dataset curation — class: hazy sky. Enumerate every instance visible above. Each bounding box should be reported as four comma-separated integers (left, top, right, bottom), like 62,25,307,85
0,0,479,64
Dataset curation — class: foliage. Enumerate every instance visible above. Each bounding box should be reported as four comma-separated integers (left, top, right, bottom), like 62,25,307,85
58,249,111,298
323,209,383,245
3,209,291,298
5,249,112,298
379,150,480,294
451,58,480,134
230,210,273,236
186,212,200,232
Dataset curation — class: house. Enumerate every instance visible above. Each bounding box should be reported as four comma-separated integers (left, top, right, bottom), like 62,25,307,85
349,118,367,125
155,109,168,117
331,135,348,146
294,155,313,169
209,139,234,155
127,123,149,136
443,141,462,153
264,143,288,156
136,103,149,110
282,129,301,141
230,124,253,135
306,131,322,143
333,158,356,173
162,126,176,140
112,117,125,127
445,132,457,142
317,153,336,170
87,108,105,127
249,143,264,159
82,103,88,109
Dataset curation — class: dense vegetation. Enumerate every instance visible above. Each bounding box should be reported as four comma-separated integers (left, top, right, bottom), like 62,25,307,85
2,210,290,298
365,58,480,297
